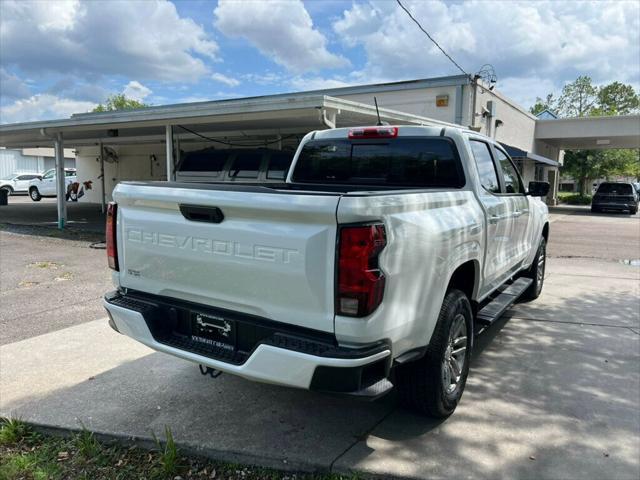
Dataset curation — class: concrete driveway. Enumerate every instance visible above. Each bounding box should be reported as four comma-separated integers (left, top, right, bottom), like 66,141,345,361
0,209,638,479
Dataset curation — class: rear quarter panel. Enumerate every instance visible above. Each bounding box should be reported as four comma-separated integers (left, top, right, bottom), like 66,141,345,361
335,190,484,355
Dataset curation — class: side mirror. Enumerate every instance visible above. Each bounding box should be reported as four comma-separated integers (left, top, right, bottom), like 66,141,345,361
527,181,550,197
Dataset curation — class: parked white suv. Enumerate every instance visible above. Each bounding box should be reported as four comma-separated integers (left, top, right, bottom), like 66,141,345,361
0,173,41,195
103,125,550,417
28,168,77,201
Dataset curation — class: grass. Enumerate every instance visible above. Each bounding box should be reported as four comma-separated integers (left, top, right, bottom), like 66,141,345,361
28,261,62,270
0,418,358,480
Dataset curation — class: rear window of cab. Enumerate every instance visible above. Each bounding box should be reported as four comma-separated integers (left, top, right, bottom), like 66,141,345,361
293,137,464,188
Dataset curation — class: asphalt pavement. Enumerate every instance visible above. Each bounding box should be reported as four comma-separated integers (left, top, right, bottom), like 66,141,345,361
0,206,638,479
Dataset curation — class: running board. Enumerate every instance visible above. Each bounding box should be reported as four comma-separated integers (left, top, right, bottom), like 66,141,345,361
476,277,533,327
346,378,394,400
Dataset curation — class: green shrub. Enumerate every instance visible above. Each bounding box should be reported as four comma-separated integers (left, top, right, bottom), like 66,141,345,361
559,193,592,205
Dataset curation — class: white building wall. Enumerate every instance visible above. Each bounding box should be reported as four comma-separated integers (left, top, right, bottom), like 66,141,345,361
0,148,71,177
474,88,538,153
76,141,216,203
76,144,168,203
337,86,460,124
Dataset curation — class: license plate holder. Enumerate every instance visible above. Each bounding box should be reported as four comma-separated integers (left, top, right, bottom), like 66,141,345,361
191,312,236,352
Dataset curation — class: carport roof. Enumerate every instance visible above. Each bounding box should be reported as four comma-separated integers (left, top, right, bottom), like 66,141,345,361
0,94,455,148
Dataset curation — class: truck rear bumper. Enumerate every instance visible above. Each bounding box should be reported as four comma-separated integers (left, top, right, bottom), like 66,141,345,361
103,291,391,393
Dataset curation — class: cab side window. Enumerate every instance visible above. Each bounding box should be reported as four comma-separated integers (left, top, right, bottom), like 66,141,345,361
469,140,500,194
494,148,523,194
42,170,55,180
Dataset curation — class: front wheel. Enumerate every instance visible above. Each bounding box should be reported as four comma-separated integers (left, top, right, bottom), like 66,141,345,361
396,289,473,418
29,187,41,202
521,238,546,301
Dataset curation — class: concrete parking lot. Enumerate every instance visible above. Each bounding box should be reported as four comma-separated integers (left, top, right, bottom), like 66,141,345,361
0,207,638,479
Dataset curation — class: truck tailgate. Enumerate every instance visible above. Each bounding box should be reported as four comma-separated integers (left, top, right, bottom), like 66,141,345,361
114,183,340,333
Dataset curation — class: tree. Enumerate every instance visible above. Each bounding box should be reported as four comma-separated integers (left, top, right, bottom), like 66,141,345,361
92,94,149,112
593,82,640,116
562,149,640,195
529,93,556,115
531,77,639,118
556,76,598,117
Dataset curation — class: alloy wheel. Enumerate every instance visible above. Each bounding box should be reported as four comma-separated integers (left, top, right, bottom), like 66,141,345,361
441,313,467,395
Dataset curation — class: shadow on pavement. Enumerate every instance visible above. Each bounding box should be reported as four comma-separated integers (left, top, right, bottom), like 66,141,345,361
0,276,638,477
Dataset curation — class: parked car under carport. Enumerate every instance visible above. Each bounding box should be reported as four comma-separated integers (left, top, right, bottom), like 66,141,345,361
0,172,41,195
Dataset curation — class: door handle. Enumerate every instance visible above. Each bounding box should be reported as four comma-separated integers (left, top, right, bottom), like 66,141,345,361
489,215,500,224
179,205,225,223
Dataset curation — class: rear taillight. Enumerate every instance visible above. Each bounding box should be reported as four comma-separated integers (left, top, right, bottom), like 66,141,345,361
348,126,398,139
106,202,118,271
337,224,387,317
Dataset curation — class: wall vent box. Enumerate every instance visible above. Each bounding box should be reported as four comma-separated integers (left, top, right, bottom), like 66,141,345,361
436,95,449,107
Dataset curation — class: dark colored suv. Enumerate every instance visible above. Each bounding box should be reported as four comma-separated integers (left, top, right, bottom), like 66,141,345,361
591,182,639,214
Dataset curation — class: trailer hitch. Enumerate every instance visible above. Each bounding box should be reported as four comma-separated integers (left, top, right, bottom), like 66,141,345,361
199,365,223,379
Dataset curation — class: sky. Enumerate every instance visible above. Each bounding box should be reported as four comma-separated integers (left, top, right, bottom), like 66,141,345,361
0,0,638,124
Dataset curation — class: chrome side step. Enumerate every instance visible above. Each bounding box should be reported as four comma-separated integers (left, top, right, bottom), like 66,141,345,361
476,277,532,327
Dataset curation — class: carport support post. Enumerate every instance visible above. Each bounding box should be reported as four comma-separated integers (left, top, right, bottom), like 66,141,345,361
165,125,175,181
54,133,66,229
99,141,106,214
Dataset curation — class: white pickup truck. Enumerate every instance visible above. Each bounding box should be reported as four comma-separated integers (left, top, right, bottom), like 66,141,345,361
104,125,549,417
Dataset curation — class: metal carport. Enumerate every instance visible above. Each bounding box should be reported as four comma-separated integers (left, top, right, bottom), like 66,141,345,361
0,94,452,229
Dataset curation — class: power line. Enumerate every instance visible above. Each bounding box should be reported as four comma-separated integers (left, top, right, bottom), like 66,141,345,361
177,125,296,148
395,0,469,77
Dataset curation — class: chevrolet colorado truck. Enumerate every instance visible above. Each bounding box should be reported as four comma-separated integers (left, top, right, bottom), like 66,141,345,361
103,125,550,417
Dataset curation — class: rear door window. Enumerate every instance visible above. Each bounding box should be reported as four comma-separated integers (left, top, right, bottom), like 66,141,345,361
293,138,464,188
469,140,500,194
597,183,632,195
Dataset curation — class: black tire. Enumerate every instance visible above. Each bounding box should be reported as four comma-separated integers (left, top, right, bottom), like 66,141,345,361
0,186,12,196
396,289,473,418
521,238,546,301
29,187,41,202
630,206,638,215
590,206,599,213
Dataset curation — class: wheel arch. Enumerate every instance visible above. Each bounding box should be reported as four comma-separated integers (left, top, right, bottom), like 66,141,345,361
542,222,549,243
446,260,479,303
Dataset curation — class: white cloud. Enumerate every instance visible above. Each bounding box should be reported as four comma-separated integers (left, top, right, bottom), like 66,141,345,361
0,94,96,124
288,76,354,91
0,0,219,82
333,0,640,106
214,0,349,73
211,73,240,88
123,81,152,102
0,68,31,99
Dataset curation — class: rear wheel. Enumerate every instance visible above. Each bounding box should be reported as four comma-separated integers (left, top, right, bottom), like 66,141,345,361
521,238,546,301
29,187,41,202
396,289,473,418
